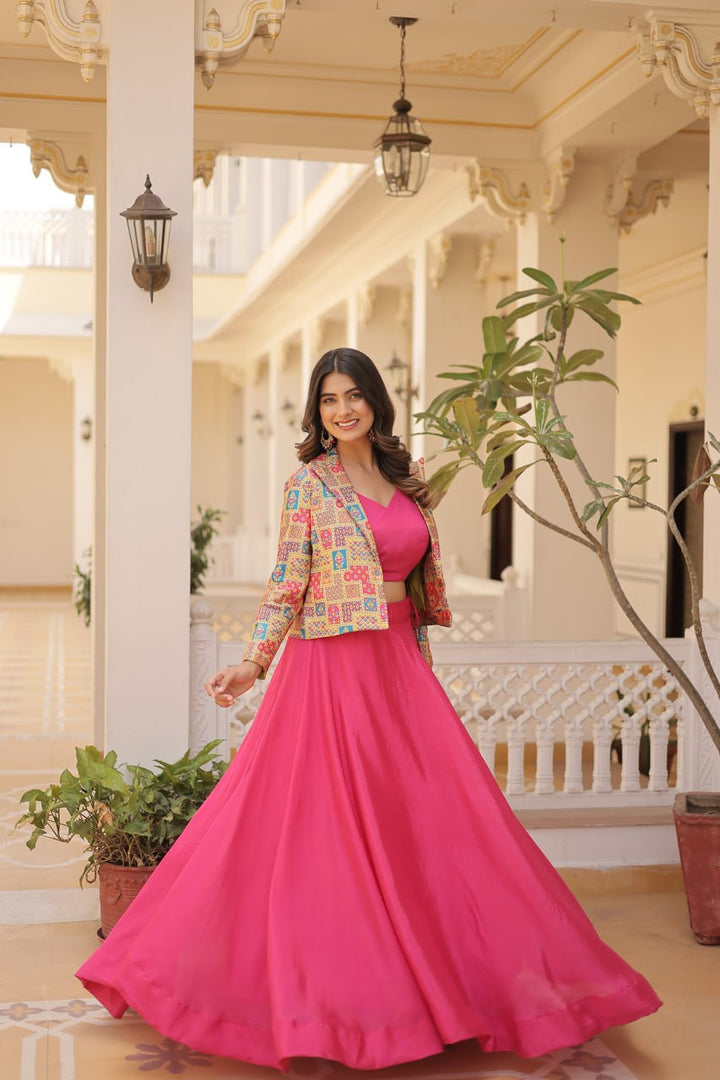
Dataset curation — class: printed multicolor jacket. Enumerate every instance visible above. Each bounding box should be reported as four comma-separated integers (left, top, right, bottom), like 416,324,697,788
243,448,452,675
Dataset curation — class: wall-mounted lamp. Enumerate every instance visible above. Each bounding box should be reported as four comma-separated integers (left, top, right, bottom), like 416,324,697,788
120,175,177,302
80,416,92,442
280,399,297,427
373,18,431,197
385,351,418,435
252,409,271,438
385,352,418,403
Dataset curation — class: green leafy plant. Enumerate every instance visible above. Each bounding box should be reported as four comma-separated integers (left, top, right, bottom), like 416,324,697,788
16,741,228,885
190,505,226,595
418,242,720,756
73,548,92,627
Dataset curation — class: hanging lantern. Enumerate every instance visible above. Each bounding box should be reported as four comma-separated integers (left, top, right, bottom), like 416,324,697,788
373,17,431,197
120,176,177,302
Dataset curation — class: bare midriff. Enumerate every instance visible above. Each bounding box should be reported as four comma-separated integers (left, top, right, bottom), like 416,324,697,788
384,580,407,603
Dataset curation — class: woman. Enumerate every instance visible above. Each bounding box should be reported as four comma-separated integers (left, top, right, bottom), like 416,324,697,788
77,348,661,1072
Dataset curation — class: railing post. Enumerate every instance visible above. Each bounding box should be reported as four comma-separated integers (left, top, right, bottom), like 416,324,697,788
501,566,528,640
679,603,720,791
189,597,228,759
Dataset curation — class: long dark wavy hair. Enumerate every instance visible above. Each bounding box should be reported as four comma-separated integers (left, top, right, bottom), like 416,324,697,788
296,347,430,507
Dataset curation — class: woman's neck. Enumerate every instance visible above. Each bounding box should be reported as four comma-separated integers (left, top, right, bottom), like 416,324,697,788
336,440,376,474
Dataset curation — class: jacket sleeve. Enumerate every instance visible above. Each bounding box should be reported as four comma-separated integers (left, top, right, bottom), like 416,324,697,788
242,473,312,677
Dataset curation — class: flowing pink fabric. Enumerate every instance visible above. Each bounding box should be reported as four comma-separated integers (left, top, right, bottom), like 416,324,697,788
76,495,661,1072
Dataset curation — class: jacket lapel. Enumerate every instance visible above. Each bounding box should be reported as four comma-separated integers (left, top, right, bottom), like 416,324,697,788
308,450,378,556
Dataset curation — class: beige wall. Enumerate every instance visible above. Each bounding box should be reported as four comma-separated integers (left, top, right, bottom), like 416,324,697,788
614,176,708,636
191,362,245,533
0,358,73,585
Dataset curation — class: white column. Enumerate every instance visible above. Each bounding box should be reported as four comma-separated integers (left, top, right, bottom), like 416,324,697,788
704,109,720,608
267,346,281,570
514,164,619,640
300,323,314,393
410,243,427,458
346,293,359,350
103,0,194,764
92,138,107,749
72,355,93,571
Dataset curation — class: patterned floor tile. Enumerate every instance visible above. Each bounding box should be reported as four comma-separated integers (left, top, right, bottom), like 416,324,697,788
0,999,639,1080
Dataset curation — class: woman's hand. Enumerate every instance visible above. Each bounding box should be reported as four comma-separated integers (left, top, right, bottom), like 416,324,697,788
205,661,262,707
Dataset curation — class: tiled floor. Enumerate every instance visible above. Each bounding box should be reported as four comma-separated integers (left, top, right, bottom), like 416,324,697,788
1,599,719,1080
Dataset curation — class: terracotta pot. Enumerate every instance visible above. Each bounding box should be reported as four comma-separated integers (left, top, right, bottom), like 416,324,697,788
98,863,155,937
673,792,720,946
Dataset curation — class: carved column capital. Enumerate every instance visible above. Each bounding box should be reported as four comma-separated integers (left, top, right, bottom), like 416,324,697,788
356,284,377,327
467,163,531,225
197,1,287,89
17,0,105,82
28,137,91,207
635,14,720,118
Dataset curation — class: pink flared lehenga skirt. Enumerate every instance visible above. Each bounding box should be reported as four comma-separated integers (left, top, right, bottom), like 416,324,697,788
76,599,661,1071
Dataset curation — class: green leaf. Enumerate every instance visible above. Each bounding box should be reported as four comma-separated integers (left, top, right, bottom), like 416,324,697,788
590,289,640,305
482,440,526,488
535,399,549,431
501,301,542,329
582,499,603,523
563,348,603,374
597,497,621,528
452,396,482,446
496,287,552,308
482,464,533,514
565,371,619,390
576,295,622,336
522,267,558,291
427,461,461,502
567,267,617,293
482,316,507,354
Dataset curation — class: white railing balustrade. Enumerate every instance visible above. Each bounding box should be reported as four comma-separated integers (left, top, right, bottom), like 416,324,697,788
0,209,94,268
190,597,699,806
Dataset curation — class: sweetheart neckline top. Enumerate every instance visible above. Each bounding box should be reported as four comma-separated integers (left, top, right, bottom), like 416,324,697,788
357,489,429,581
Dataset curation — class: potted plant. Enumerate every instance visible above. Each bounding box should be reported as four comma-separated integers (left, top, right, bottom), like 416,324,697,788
418,243,720,944
16,740,227,936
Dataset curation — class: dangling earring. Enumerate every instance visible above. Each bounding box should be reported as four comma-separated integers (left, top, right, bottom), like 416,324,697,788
320,426,335,450
368,428,376,443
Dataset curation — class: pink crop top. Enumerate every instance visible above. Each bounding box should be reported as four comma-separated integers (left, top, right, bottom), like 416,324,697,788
357,489,430,581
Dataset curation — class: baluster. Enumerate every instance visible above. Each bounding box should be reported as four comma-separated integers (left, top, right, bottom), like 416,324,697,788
648,714,670,792
563,716,585,793
620,713,642,792
506,713,527,795
592,712,613,793
534,714,556,794
189,597,227,757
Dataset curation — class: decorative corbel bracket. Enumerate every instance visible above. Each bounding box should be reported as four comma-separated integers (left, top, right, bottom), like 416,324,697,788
395,288,411,328
357,285,377,327
194,149,219,188
618,178,674,235
197,1,286,90
17,0,104,82
604,157,637,228
542,147,575,224
428,234,452,290
28,137,90,207
220,363,246,389
48,356,76,382
474,238,496,289
467,164,531,225
604,157,673,233
635,15,720,118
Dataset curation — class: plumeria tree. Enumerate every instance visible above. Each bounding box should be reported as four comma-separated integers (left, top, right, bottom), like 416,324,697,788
418,245,720,755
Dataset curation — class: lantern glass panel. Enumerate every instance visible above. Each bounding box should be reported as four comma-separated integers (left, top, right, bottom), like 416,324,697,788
126,220,142,264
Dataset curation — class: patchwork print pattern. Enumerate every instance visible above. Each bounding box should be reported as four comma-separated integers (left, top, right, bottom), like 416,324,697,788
243,450,451,676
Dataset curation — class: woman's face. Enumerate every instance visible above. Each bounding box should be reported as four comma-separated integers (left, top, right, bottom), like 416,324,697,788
318,371,375,446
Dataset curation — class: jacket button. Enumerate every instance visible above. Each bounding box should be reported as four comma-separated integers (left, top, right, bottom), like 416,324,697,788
336,499,343,507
